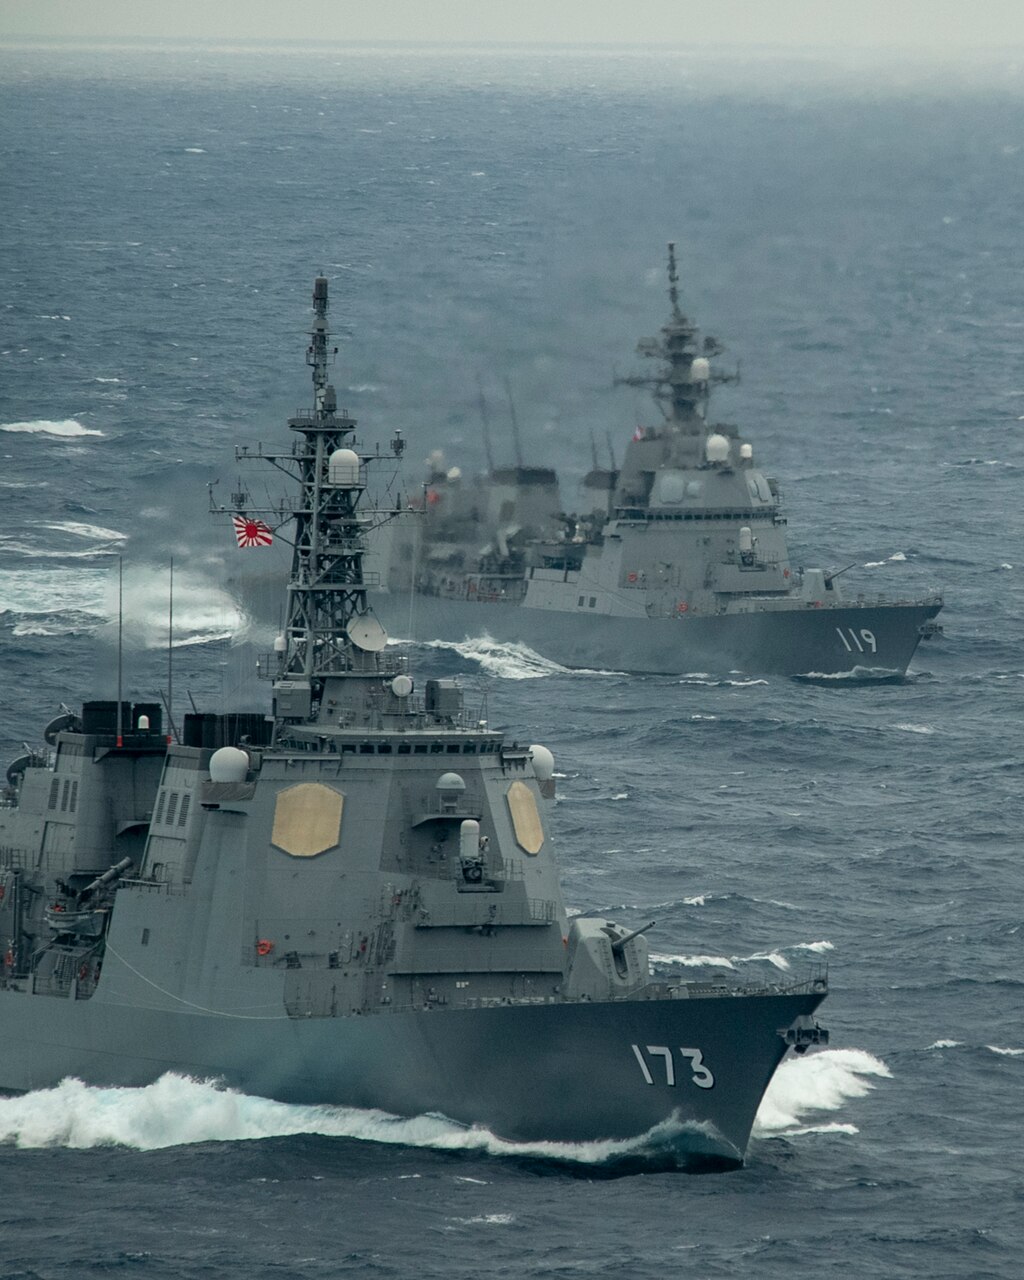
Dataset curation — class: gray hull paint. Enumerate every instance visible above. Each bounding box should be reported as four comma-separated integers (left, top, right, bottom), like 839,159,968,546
0,982,824,1161
376,594,941,677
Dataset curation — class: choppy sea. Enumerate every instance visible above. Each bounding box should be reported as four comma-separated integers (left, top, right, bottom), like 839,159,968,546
1,39,1022,1279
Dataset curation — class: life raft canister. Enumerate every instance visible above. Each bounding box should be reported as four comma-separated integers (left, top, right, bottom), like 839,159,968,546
627,572,638,583
256,939,274,957
677,601,688,613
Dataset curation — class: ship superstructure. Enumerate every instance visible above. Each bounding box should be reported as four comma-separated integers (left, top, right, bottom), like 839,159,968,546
373,247,942,676
0,279,827,1168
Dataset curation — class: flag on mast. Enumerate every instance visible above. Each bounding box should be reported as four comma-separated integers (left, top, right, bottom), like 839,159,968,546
232,514,273,548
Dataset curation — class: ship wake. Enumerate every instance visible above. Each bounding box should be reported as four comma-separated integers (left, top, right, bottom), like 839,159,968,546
398,635,622,680
0,1049,887,1164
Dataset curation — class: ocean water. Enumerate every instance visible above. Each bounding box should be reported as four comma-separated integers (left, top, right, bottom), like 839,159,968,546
1,39,1023,1278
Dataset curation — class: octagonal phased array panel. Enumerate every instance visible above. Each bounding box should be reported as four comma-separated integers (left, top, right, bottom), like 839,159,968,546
271,782,344,858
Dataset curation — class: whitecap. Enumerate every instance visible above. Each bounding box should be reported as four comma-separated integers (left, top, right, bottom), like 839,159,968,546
986,1045,1024,1056
1,418,104,437
449,1213,514,1226
0,565,246,646
748,950,791,971
38,521,127,542
650,953,737,969
927,1039,962,1049
652,940,828,972
752,1048,891,1139
893,723,935,735
0,568,110,618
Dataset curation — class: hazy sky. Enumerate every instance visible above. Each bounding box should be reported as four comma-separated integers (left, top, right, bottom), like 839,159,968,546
2,0,1024,48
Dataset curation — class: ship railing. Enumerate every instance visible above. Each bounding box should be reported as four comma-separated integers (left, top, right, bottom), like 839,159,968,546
119,876,183,896
652,967,828,999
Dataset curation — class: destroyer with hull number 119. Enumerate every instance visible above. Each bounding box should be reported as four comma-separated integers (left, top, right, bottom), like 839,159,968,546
373,246,942,677
0,278,827,1169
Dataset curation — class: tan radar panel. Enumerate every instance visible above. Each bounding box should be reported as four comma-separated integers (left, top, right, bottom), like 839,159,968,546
271,783,344,858
505,780,544,855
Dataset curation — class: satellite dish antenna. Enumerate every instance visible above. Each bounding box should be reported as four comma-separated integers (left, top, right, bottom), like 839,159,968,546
347,613,388,652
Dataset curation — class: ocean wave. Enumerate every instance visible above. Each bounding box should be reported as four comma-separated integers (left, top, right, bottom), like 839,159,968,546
0,418,104,438
752,1048,891,1139
0,565,247,646
0,541,122,561
863,552,908,567
650,939,832,972
38,521,127,542
677,675,769,688
0,569,111,619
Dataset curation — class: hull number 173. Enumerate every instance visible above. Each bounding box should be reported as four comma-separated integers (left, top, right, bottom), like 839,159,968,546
631,1044,715,1089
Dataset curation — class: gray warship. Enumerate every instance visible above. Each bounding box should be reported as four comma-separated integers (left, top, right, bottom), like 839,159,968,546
0,278,827,1169
372,246,942,677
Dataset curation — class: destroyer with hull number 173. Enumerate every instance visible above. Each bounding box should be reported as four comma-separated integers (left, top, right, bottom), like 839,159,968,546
0,278,827,1169
373,246,942,677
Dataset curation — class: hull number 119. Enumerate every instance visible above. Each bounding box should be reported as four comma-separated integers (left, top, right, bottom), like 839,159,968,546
836,627,877,654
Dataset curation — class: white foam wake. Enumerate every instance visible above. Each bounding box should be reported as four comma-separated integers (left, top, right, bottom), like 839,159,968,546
1,418,104,438
753,1047,891,1139
405,635,619,680
0,1052,882,1156
0,1074,695,1163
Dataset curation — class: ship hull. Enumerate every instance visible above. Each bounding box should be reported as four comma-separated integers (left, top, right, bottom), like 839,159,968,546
0,985,823,1166
374,593,942,677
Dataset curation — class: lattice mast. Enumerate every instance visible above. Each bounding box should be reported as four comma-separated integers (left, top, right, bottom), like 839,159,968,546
616,242,733,426
232,277,385,719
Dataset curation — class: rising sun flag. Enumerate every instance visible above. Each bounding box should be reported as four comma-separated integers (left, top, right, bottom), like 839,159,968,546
231,514,273,548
